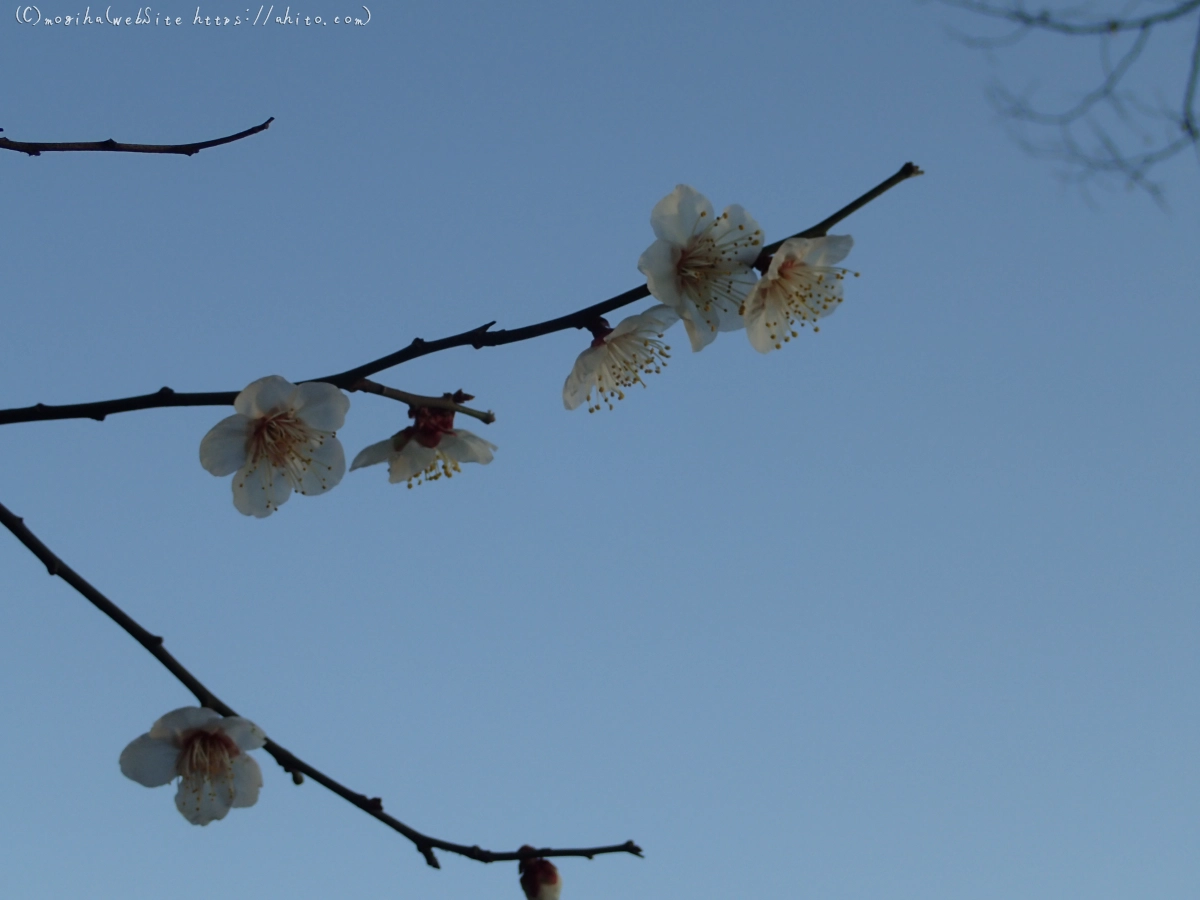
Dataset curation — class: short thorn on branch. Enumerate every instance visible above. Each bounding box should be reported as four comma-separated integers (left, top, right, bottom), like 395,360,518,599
470,321,498,349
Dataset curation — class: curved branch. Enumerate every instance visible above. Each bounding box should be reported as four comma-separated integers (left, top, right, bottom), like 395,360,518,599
988,25,1151,126
941,0,1200,35
942,0,1200,195
0,117,274,157
0,162,923,427
0,499,642,870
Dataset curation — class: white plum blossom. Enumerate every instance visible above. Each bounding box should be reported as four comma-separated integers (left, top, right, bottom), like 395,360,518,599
741,236,856,353
351,406,496,488
119,707,266,826
200,375,350,517
563,305,679,412
637,184,763,353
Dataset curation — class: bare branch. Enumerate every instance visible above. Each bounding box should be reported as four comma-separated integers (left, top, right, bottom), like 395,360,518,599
352,380,497,425
941,0,1200,35
0,162,923,427
941,1,1200,195
0,499,642,870
0,117,274,157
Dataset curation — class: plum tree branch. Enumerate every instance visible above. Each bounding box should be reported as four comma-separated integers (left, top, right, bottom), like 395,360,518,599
0,499,642,870
0,161,923,427
0,117,275,157
351,380,497,424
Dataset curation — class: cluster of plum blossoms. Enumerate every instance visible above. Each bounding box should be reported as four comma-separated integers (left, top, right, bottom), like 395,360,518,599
187,185,856,520
120,185,857,866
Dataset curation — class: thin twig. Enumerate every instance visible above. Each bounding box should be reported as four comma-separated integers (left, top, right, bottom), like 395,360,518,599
940,0,1200,195
0,117,274,157
0,499,642,870
940,0,1200,35
0,162,923,427
352,380,497,425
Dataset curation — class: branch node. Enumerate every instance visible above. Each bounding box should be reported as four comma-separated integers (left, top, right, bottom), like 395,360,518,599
292,771,304,785
469,322,497,349
366,796,383,812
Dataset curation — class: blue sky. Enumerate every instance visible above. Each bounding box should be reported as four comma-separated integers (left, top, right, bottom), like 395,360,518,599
1,2,1197,898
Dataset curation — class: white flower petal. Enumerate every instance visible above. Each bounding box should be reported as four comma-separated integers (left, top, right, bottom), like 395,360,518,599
743,286,783,353
609,304,679,338
229,756,263,809
293,435,346,496
220,717,267,751
388,444,438,483
772,235,853,269
440,430,497,465
649,184,714,245
199,414,250,477
637,239,686,312
563,345,607,410
119,734,180,787
234,375,297,419
175,772,234,826
351,438,395,471
232,459,292,518
716,291,752,332
292,382,350,432
681,314,718,353
149,707,223,739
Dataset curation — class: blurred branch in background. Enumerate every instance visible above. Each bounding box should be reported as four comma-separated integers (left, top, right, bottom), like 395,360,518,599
940,1,1200,201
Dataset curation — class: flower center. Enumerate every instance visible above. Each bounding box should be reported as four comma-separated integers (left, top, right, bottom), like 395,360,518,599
410,406,457,448
248,412,311,468
177,729,239,779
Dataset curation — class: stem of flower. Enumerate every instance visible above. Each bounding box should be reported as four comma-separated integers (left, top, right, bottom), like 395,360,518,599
352,379,497,425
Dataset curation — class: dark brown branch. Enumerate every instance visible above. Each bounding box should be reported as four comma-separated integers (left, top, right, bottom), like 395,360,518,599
0,162,922,427
0,499,642,870
0,117,274,157
0,387,240,425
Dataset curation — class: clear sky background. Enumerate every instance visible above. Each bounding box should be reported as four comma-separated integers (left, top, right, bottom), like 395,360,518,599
1,2,1197,898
